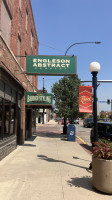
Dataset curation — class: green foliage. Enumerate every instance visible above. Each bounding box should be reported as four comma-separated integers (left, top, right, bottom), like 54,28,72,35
97,115,100,120
100,112,105,119
51,75,80,120
89,114,93,118
93,140,112,160
109,114,112,120
78,113,85,119
50,114,53,119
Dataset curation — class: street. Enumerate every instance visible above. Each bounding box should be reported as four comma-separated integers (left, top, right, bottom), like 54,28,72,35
56,120,92,146
45,119,92,147
55,120,92,154
75,121,92,146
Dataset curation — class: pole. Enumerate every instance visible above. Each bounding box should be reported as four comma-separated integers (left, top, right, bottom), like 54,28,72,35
111,99,112,117
63,117,67,135
89,72,98,170
65,41,101,56
92,72,98,143
63,78,67,134
42,78,45,124
64,42,101,135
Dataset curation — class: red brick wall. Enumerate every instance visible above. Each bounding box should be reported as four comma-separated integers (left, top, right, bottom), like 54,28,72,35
0,0,39,148
10,0,38,91
0,0,13,28
0,35,35,145
0,36,34,92
0,0,1,29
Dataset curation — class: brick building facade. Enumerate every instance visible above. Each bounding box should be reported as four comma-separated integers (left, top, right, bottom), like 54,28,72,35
0,0,39,160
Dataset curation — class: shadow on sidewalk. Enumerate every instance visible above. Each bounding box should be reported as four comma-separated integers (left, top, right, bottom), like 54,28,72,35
67,176,93,191
67,177,108,195
26,134,37,141
21,134,37,147
37,131,66,139
21,144,36,147
37,155,88,170
80,144,92,153
73,156,90,162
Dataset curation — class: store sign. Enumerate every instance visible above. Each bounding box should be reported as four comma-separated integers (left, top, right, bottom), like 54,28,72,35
27,55,76,75
25,92,53,106
79,86,92,113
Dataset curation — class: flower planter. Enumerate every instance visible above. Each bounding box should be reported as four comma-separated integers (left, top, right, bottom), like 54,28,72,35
92,156,112,194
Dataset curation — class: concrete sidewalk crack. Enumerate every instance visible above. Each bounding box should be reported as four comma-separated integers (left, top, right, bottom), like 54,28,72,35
56,139,65,199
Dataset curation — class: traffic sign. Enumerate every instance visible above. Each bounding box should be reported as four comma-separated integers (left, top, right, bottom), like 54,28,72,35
99,101,106,103
107,99,110,104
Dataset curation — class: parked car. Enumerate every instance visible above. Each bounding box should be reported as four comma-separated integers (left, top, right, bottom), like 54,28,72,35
83,118,93,128
55,117,62,122
72,118,79,124
90,122,112,144
100,118,111,122
61,119,69,125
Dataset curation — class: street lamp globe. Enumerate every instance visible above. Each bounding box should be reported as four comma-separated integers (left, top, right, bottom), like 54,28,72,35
89,62,101,73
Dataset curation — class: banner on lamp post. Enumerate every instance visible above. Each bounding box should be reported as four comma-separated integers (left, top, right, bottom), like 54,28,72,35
79,86,92,113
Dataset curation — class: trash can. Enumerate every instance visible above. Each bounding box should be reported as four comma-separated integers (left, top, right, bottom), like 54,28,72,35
68,124,75,141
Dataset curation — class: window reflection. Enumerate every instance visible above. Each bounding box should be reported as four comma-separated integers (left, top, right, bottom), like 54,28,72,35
0,85,18,139
4,100,10,137
10,103,16,135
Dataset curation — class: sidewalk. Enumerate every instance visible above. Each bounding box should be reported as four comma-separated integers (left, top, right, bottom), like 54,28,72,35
0,122,111,200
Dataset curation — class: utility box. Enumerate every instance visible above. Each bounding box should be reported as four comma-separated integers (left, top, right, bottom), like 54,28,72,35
68,124,75,141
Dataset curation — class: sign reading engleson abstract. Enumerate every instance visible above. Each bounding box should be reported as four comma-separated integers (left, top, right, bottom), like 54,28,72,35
27,55,77,75
25,92,53,106
79,86,92,113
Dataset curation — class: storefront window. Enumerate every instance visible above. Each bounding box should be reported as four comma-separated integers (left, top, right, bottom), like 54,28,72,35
4,100,10,137
0,83,18,139
10,103,16,135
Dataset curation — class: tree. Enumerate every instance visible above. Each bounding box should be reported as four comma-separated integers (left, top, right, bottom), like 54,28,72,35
100,112,105,119
51,75,81,121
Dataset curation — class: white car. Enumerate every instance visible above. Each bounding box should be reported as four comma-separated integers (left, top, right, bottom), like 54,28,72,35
74,118,79,124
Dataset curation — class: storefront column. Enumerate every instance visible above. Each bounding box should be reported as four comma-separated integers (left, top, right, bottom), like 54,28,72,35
29,109,33,138
20,92,25,144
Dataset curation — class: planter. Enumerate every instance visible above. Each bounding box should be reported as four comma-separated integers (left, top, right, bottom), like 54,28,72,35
92,156,112,194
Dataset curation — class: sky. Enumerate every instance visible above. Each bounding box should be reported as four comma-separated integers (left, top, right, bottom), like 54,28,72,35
31,0,112,112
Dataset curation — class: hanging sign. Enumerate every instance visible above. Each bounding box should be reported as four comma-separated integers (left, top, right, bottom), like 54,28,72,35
25,92,53,106
79,86,92,113
27,55,77,75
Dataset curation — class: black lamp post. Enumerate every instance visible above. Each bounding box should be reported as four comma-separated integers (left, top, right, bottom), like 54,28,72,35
63,41,101,135
89,62,101,143
65,41,101,56
42,78,45,124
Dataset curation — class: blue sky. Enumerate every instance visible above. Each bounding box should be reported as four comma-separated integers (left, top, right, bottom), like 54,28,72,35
31,0,112,112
